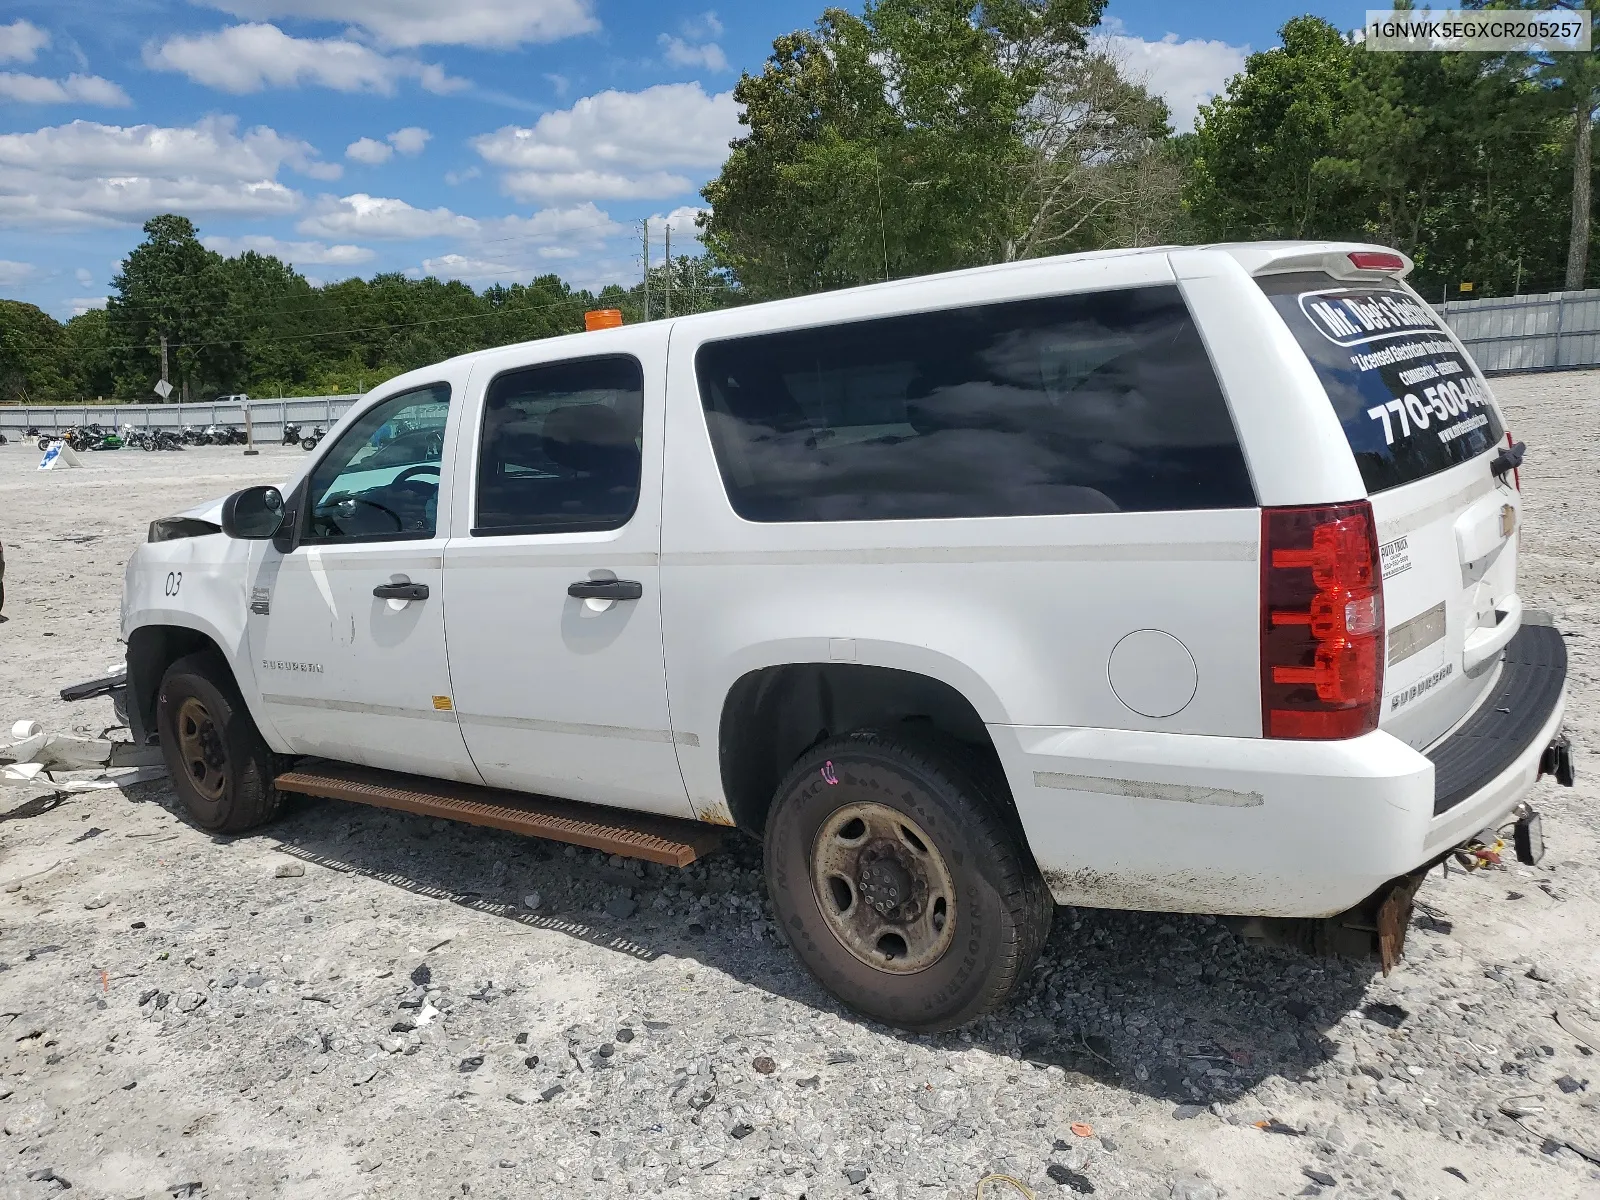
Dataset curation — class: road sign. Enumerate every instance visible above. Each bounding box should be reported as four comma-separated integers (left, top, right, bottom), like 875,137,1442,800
153,379,173,400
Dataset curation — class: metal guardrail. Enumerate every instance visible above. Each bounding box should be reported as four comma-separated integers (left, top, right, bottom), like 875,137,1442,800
0,395,362,441
1439,288,1600,374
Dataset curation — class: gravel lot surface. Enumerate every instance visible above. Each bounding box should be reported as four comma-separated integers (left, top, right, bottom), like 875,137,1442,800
0,383,1597,1200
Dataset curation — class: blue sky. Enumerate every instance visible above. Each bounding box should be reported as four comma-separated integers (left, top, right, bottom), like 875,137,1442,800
0,1,1373,320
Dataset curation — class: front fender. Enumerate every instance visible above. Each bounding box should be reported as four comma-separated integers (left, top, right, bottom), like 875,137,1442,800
122,537,284,751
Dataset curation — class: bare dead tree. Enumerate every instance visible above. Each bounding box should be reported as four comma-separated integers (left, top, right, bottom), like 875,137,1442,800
1005,51,1185,261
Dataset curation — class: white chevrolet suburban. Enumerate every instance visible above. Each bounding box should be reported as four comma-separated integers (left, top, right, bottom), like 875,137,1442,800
117,241,1574,1032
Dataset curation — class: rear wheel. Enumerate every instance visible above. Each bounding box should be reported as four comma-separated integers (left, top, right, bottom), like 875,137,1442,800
156,654,282,833
764,730,1052,1032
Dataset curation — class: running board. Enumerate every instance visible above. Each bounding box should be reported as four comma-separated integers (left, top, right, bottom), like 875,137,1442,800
274,760,724,868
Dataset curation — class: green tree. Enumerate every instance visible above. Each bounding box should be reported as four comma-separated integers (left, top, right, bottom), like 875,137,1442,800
107,214,239,400
701,0,1149,300
61,308,116,400
1467,2,1600,288
0,299,68,402
1184,17,1364,242
1186,14,1581,297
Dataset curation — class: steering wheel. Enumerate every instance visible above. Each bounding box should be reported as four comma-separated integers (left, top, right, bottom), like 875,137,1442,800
317,495,403,535
393,464,441,488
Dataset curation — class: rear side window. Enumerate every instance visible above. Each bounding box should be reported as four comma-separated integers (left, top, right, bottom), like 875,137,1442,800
693,286,1254,522
473,355,643,536
1257,272,1504,493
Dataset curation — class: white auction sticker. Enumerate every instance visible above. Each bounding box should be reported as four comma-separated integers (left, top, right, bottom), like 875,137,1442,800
1380,536,1412,580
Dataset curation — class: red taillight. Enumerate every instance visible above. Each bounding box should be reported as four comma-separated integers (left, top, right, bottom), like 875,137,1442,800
1348,251,1404,272
1262,502,1384,739
1507,431,1521,491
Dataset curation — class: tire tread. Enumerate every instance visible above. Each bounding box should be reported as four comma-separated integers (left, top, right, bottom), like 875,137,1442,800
766,728,1052,1030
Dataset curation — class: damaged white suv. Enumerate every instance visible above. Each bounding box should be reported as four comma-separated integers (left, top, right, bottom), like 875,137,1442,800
114,241,1573,1032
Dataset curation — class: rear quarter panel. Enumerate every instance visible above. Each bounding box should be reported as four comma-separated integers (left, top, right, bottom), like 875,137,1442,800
661,254,1266,820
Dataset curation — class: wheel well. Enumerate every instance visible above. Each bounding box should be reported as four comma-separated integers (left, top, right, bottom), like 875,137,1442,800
717,663,1010,836
125,625,230,744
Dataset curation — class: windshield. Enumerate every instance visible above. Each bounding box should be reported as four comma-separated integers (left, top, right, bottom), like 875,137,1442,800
1257,272,1504,493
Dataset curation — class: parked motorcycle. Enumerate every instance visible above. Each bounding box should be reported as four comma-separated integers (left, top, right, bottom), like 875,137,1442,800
282,422,303,446
301,425,326,451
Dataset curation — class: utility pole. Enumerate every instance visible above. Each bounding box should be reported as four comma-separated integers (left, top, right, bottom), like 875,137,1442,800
664,223,673,318
641,219,650,321
160,333,170,396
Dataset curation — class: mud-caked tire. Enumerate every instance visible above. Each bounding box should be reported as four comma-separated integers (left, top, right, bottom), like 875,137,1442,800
156,653,282,834
764,730,1052,1032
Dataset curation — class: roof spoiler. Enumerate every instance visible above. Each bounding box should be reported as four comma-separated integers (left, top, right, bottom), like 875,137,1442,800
1244,245,1415,281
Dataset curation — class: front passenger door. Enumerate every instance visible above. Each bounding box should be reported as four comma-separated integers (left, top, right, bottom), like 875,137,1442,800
249,382,481,783
443,344,691,816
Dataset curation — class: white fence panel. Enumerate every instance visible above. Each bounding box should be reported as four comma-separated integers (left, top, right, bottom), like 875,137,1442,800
1440,288,1600,374
0,395,362,441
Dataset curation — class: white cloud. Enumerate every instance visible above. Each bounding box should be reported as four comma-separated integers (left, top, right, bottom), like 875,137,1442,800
144,24,468,96
650,204,707,243
659,10,727,71
388,126,431,156
202,234,375,265
0,72,132,106
70,295,108,315
298,192,479,240
444,166,481,185
74,267,93,286
0,116,324,227
658,35,728,73
0,259,37,287
346,136,393,165
193,0,598,48
687,11,723,39
471,82,741,200
1096,19,1248,134
399,201,624,282
0,20,49,64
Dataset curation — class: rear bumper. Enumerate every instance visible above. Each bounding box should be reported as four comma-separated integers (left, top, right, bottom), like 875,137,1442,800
994,624,1570,919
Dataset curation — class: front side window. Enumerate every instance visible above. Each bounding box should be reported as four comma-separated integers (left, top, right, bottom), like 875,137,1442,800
693,286,1254,522
473,355,644,536
1257,272,1505,493
304,384,450,542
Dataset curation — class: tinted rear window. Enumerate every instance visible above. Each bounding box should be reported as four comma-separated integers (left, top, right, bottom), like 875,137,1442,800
693,286,1255,522
1258,272,1504,493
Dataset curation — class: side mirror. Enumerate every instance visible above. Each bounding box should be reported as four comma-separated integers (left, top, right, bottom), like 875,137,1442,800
220,485,285,540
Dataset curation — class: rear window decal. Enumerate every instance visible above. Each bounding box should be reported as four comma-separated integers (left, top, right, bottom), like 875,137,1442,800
1257,271,1504,493
1363,374,1494,446
1299,287,1443,348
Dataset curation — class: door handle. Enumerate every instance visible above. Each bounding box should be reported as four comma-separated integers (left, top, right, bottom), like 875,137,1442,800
567,579,643,601
373,582,429,601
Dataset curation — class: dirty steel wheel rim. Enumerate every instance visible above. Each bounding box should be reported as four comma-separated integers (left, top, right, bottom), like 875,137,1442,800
811,801,956,975
175,696,228,804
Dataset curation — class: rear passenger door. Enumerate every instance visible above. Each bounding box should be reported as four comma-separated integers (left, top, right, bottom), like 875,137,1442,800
442,330,693,817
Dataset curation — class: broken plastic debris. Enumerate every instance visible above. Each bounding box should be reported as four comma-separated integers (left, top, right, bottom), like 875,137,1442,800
10,720,41,740
1556,1010,1600,1054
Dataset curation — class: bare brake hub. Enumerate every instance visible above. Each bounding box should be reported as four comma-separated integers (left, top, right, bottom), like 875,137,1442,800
198,721,226,770
857,841,925,920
